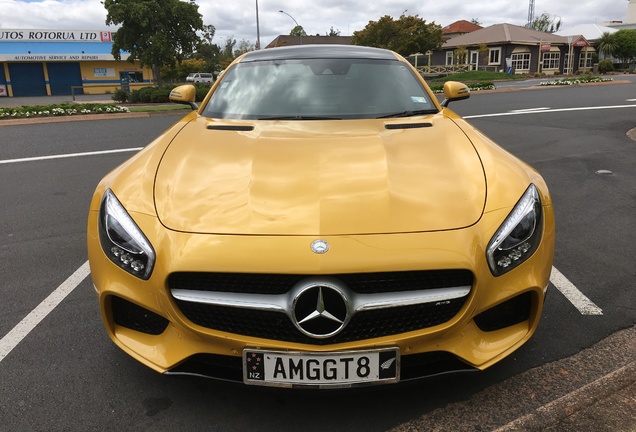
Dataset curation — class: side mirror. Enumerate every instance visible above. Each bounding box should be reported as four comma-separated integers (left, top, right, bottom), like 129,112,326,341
169,85,198,110
441,81,470,107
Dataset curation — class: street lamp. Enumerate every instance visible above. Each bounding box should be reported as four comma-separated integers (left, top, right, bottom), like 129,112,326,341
279,10,302,45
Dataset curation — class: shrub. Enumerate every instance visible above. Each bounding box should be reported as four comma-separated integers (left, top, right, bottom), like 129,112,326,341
598,59,614,74
195,84,210,101
427,81,496,93
150,87,172,103
112,89,129,103
136,87,156,103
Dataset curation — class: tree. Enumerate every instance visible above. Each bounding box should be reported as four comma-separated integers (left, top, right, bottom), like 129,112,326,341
160,58,207,83
193,24,221,74
477,42,489,66
201,24,216,45
471,18,481,26
597,31,618,60
612,29,636,65
529,12,562,33
326,26,341,36
352,14,444,57
104,0,204,86
453,45,468,65
290,25,307,36
235,39,255,57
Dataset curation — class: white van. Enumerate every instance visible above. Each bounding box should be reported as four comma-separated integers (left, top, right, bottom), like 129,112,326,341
186,72,214,83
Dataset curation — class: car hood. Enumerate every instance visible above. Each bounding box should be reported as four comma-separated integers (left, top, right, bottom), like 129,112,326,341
154,115,486,235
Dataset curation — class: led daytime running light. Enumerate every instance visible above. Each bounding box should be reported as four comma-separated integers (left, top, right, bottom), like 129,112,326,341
487,184,542,276
99,189,155,280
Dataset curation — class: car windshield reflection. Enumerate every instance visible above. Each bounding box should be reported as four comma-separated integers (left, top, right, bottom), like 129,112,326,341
202,58,437,120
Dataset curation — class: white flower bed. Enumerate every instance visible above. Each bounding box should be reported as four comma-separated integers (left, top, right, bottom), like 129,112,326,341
0,104,129,119
539,77,614,86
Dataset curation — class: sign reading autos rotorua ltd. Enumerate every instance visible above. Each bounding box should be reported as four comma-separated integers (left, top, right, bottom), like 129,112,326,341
0,30,113,42
0,29,129,62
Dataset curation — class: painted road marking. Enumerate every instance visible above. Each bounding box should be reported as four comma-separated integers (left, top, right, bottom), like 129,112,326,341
0,147,142,165
509,107,551,113
550,266,603,315
0,261,91,363
464,104,636,119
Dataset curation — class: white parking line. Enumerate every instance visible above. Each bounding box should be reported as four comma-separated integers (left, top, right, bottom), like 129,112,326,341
0,261,90,363
550,266,603,315
0,147,142,165
464,104,636,119
509,107,551,113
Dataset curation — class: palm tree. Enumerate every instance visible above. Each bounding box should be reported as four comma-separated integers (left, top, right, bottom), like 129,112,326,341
597,32,618,60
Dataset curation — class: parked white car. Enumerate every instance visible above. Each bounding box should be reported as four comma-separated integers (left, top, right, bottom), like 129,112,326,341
186,72,214,83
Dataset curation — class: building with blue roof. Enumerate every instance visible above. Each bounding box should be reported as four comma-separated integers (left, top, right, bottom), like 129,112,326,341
0,29,153,97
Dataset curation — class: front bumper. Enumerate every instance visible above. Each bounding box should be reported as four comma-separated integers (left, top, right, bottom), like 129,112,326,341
87,204,555,383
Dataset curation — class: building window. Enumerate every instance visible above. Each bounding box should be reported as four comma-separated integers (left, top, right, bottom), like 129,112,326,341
445,51,453,66
579,51,594,69
542,52,561,70
511,53,531,71
489,48,501,65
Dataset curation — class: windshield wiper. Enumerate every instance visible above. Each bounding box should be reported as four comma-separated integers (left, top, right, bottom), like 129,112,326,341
377,109,437,119
257,115,342,120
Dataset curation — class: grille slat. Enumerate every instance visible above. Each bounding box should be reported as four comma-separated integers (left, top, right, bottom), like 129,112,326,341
168,270,473,294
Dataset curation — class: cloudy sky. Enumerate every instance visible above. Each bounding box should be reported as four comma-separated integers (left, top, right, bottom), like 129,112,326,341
0,0,631,47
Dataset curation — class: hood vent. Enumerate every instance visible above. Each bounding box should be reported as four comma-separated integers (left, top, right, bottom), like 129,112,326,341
385,123,433,130
207,125,254,131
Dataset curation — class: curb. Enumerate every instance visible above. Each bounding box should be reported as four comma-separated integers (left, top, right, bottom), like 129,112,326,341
495,360,636,431
388,325,636,432
0,109,185,127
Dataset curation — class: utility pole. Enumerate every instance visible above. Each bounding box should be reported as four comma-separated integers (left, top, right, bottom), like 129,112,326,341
527,0,535,27
256,0,261,49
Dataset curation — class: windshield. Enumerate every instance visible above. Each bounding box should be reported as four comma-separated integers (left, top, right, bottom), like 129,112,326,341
201,58,437,120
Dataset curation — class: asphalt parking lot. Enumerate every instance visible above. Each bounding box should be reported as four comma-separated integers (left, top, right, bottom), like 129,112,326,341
0,77,636,431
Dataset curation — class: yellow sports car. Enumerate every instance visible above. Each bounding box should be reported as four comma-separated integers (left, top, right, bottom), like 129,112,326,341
87,45,554,388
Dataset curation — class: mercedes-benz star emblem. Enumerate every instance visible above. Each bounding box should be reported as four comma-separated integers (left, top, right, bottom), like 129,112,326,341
310,239,329,254
292,284,349,338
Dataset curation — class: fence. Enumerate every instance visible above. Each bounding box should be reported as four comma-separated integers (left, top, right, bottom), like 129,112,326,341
416,64,499,76
70,83,153,101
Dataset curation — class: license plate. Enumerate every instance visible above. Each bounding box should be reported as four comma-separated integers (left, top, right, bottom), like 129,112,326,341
243,348,400,388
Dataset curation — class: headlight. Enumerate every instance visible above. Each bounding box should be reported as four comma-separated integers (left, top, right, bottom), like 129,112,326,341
487,184,543,276
98,189,155,280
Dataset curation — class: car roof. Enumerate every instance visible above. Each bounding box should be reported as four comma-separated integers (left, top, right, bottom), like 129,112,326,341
240,44,398,62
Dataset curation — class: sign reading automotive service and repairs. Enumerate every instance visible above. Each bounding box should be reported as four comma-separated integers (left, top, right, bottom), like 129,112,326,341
0,29,113,42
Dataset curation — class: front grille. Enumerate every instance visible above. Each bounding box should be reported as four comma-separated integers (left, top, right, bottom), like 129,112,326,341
170,270,472,344
175,297,466,345
111,296,169,335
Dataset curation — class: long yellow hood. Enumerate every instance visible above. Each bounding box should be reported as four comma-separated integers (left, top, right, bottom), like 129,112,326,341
154,115,486,235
